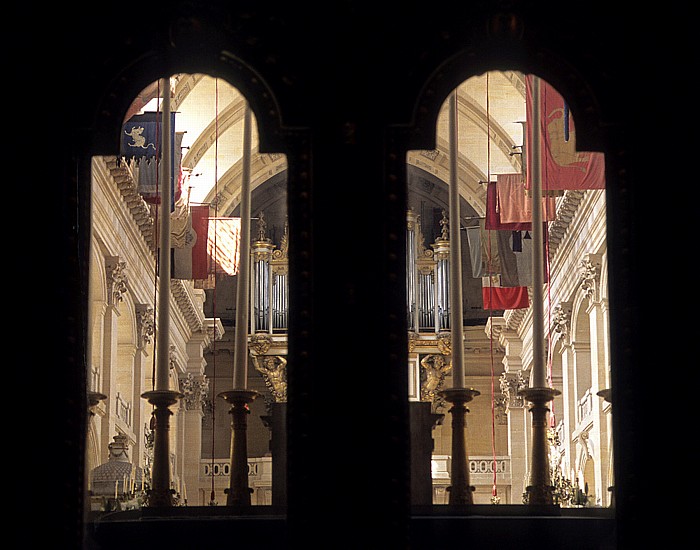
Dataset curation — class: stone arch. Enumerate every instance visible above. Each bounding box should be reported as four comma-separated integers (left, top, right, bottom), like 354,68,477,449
571,288,593,404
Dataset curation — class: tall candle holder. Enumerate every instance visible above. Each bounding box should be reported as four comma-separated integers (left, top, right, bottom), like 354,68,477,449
439,387,480,505
219,389,260,506
518,386,560,505
141,389,183,507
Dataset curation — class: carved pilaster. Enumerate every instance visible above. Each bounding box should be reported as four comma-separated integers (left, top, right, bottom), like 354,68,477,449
179,372,210,412
579,253,602,303
494,394,508,425
500,371,526,411
105,256,128,307
552,301,573,344
135,304,155,348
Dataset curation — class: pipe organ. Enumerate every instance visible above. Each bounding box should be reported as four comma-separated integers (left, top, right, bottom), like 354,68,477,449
251,214,289,334
407,209,452,334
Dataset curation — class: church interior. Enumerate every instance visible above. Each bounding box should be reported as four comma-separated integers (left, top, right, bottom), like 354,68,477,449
26,2,654,548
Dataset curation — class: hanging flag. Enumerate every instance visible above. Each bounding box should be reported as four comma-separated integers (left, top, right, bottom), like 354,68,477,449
121,111,173,161
485,181,532,231
496,173,556,224
465,225,484,278
207,217,241,276
525,75,605,191
172,204,210,280
498,231,528,287
481,275,529,310
498,229,550,287
135,130,183,210
465,218,502,278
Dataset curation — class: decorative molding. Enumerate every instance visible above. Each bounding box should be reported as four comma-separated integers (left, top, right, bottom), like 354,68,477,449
204,318,225,346
494,394,508,425
135,304,154,348
407,331,418,352
579,253,602,302
500,371,526,410
546,190,585,257
420,149,440,161
436,332,451,355
249,333,273,355
105,256,128,306
171,279,204,333
179,372,209,411
103,156,156,251
552,301,573,341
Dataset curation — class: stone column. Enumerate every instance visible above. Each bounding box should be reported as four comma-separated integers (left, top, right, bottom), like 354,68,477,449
490,321,530,503
553,301,575,482
100,257,128,456
181,329,211,505
500,371,527,502
133,304,154,477
582,254,611,506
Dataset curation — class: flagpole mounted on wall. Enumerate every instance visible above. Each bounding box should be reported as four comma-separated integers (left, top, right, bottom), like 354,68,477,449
142,76,183,508
518,75,560,507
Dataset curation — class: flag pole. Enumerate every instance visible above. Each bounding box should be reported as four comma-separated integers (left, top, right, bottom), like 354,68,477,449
519,75,560,506
439,89,479,505
219,100,259,506
142,76,183,507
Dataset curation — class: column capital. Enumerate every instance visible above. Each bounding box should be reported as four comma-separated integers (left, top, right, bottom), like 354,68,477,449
105,256,129,307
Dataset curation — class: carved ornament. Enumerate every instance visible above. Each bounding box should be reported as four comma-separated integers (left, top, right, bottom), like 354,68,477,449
253,355,287,402
105,256,128,306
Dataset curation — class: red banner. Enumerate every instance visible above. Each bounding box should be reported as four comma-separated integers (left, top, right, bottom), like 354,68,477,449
482,277,529,310
525,75,605,191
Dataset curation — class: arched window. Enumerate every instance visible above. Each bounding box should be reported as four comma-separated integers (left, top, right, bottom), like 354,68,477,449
40,6,641,549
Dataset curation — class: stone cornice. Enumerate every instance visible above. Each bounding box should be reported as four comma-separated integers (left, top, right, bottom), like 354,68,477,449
171,279,205,334
103,156,156,253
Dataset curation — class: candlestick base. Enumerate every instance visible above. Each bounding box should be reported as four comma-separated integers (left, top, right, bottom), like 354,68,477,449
518,386,560,506
439,387,481,505
141,390,183,507
218,389,261,506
